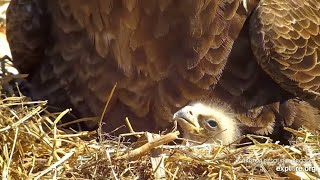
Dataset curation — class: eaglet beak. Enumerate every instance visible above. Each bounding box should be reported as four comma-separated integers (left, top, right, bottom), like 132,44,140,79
173,106,201,134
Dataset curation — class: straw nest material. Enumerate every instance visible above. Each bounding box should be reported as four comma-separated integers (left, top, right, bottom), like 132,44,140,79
0,80,320,179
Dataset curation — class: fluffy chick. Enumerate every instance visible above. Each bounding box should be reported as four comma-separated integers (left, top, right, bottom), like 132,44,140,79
173,101,241,145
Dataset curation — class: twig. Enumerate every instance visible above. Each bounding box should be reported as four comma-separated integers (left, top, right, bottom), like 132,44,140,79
116,131,180,160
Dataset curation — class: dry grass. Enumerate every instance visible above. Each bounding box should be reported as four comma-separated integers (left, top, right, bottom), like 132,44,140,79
0,88,319,179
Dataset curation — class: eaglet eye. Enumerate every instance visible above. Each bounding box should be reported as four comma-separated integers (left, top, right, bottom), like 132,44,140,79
205,119,218,129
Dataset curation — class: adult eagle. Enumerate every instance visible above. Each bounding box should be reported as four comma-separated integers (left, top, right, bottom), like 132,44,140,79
6,0,320,139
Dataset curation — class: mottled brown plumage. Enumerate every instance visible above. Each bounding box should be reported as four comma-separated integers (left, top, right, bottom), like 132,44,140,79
6,0,320,138
250,0,320,105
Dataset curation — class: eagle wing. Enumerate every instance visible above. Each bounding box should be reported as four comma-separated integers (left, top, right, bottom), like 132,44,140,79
250,0,320,106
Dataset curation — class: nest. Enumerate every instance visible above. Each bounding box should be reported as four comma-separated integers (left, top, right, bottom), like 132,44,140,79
0,85,320,179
